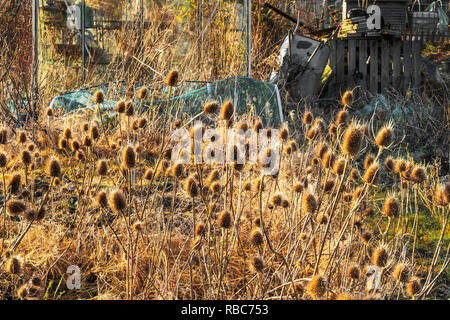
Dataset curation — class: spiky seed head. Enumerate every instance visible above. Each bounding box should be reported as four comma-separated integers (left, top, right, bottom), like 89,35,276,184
210,181,222,194
270,193,283,207
109,190,126,213
288,140,298,152
96,159,108,176
336,109,348,126
203,101,219,115
137,118,147,129
144,168,153,181
293,182,304,193
375,122,393,148
93,90,104,104
250,229,264,246
411,166,426,183
384,157,395,173
342,124,362,157
372,246,388,268
83,136,92,147
363,163,379,185
254,120,263,132
250,256,264,273
166,70,179,87
364,154,374,170
237,122,248,132
280,127,289,141
324,179,335,193
6,199,26,216
218,210,232,229
206,170,220,186
253,178,264,193
306,127,318,140
315,142,328,160
58,138,68,149
17,285,28,299
24,209,38,222
348,265,360,279
45,107,53,117
121,146,136,169
307,275,326,298
184,176,199,198
394,159,407,173
17,131,27,144
393,263,410,282
341,90,353,107
70,140,80,152
90,126,100,140
195,223,206,237
132,221,144,233
21,150,32,166
322,151,335,169
361,230,372,243
329,123,337,137
281,199,290,208
383,195,399,218
406,278,421,297
6,173,21,194
303,112,313,125
76,150,85,161
444,182,450,204
125,101,134,117
115,101,125,113
62,128,72,140
333,157,345,176
220,100,234,121
5,257,21,275
300,233,308,241
137,87,148,100
47,157,61,178
302,192,317,213
172,162,184,178
314,118,325,132
243,182,251,191
293,283,304,296
0,152,7,167
96,191,108,208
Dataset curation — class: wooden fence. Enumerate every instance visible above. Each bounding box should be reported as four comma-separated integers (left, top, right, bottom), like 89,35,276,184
327,30,449,93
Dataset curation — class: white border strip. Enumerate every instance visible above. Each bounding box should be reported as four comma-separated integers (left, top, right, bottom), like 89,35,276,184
275,84,284,124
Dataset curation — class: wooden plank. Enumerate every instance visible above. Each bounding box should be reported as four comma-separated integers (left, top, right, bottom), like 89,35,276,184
359,40,367,91
412,40,421,88
392,40,401,92
336,40,346,87
381,39,390,94
369,40,379,94
403,40,412,91
348,39,356,88
329,40,337,88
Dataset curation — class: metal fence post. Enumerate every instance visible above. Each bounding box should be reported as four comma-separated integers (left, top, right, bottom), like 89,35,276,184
81,0,85,84
32,0,39,119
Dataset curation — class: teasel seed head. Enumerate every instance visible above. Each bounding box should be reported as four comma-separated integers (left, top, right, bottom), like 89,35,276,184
411,166,426,183
307,275,326,298
96,159,108,176
384,157,395,173
300,233,308,241
220,100,234,121
71,140,80,152
109,189,126,213
250,256,264,273
243,181,251,191
383,194,399,218
96,191,108,208
203,101,219,115
348,265,360,280
322,151,335,169
361,230,372,243
0,152,7,167
363,163,379,185
172,162,184,178
17,285,28,299
315,142,328,160
333,157,345,176
0,128,7,144
375,122,393,148
47,157,61,178
341,89,353,107
342,123,362,157
195,223,206,237
6,199,26,216
76,150,85,161
393,263,410,283
90,126,100,140
293,182,304,193
184,176,199,198
317,214,328,224
280,127,289,141
166,70,179,87
93,90,104,104
406,278,421,297
5,257,21,275
58,138,68,149
336,109,348,126
125,101,134,117
137,87,148,100
210,181,222,194
270,193,283,207
372,246,388,268
144,168,153,181
83,136,92,147
364,154,374,170
349,169,359,181
250,228,263,246
254,120,263,132
17,131,27,144
394,159,407,173
218,210,232,229
306,127,318,140
303,111,313,125
115,101,126,113
253,178,265,193
21,150,32,166
121,146,136,169
302,192,317,213
288,140,298,152
329,123,337,138
323,179,335,193
6,173,21,194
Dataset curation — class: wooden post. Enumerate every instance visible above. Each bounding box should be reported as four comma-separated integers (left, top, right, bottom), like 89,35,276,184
32,0,39,121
